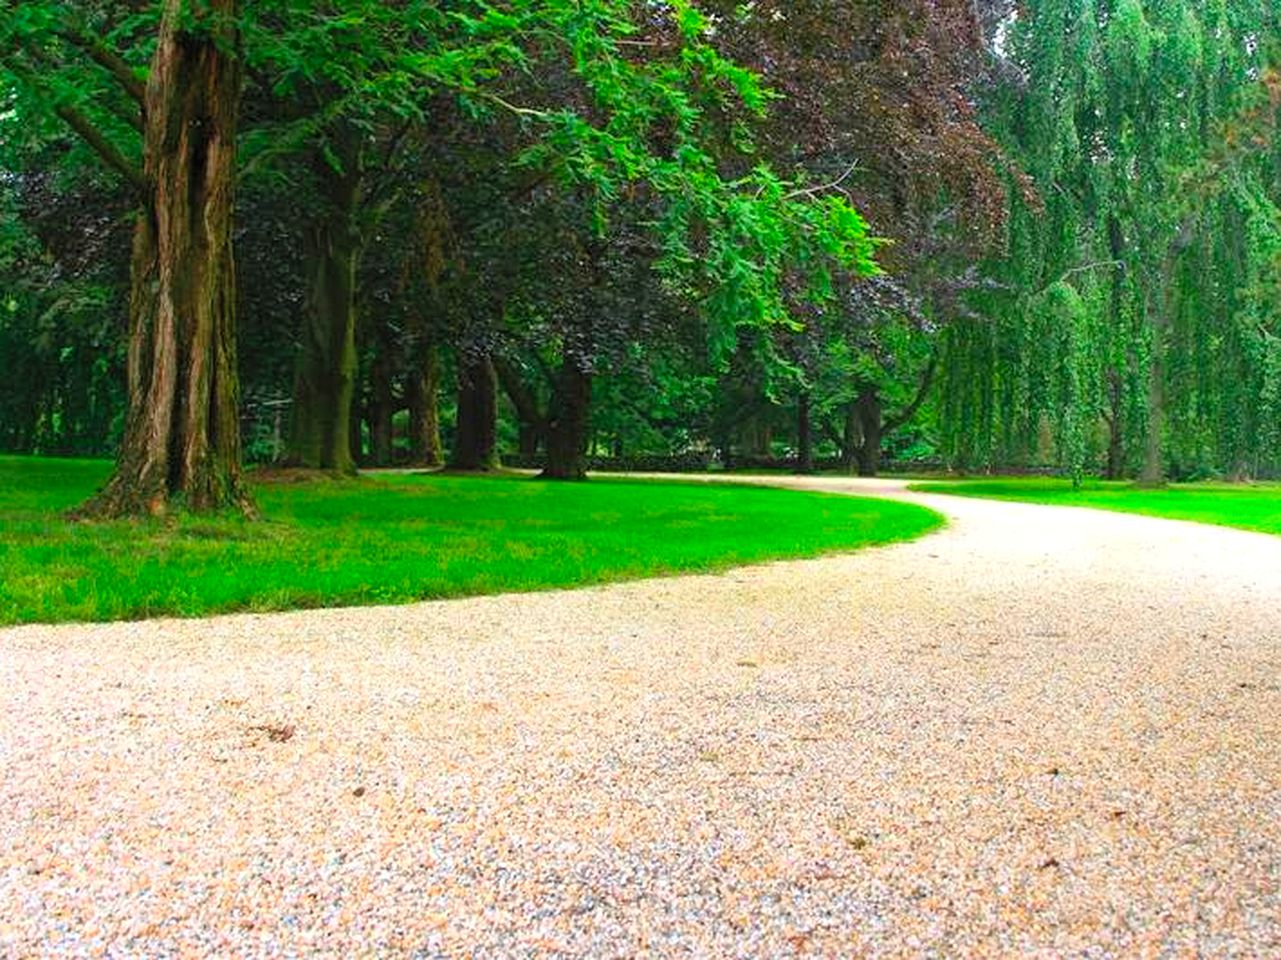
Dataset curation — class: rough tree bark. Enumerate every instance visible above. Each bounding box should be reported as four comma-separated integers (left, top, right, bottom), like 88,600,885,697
541,360,592,481
1104,217,1127,481
795,391,814,474
854,387,883,477
77,0,250,518
841,401,861,474
495,357,546,460
287,127,362,474
450,356,500,471
369,338,395,467
1104,369,1125,480
1139,233,1189,487
406,337,443,467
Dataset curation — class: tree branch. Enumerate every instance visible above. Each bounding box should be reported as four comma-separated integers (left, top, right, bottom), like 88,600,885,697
494,357,548,430
783,159,860,201
475,90,554,119
56,24,146,105
819,415,844,451
884,352,938,434
360,122,417,228
7,55,145,195
26,26,145,132
53,102,147,195
1058,259,1123,284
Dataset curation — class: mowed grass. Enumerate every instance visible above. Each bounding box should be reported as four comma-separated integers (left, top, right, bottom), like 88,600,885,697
0,456,942,626
911,477,1281,536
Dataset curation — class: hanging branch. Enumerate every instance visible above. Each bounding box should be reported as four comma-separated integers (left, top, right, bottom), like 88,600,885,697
884,352,940,434
783,160,860,201
1046,259,1125,291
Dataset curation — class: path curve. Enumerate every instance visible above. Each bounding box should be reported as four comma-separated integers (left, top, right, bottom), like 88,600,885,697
3,477,1280,956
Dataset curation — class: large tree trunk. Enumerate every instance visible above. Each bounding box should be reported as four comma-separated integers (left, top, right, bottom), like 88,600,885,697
855,387,883,477
842,401,861,473
1140,227,1191,486
406,338,443,467
494,357,546,461
287,129,361,474
1140,285,1172,487
1140,327,1166,486
350,389,364,467
795,391,814,474
451,355,499,471
369,334,395,467
518,424,541,459
541,361,592,481
1104,218,1127,481
1106,416,1125,480
77,0,249,518
1104,370,1125,480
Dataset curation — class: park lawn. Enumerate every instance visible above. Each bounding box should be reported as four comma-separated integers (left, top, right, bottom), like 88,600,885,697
0,456,942,626
910,477,1281,536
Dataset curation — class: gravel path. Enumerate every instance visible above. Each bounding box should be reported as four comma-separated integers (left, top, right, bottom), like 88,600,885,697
3,477,1280,958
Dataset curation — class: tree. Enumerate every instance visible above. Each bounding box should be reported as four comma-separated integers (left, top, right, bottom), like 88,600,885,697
945,0,1281,482
4,0,251,516
285,118,364,474
384,2,887,479
701,0,1013,474
0,155,130,457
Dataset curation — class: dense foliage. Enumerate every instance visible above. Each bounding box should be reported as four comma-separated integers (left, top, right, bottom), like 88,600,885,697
943,0,1281,481
2,0,1280,503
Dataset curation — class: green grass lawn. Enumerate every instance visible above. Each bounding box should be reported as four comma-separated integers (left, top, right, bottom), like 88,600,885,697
910,477,1281,536
0,456,942,626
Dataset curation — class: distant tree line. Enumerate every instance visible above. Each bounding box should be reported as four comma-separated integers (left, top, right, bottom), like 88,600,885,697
2,0,1279,518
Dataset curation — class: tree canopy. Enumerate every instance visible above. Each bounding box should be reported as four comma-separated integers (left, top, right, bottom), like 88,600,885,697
2,0,1280,507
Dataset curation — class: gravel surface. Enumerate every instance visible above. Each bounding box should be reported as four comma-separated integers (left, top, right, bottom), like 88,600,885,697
3,477,1280,958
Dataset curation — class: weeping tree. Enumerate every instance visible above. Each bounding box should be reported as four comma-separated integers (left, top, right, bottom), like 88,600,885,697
945,0,1281,482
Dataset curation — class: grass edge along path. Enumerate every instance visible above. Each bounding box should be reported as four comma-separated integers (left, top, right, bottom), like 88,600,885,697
910,477,1281,538
1,457,943,626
